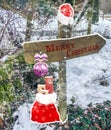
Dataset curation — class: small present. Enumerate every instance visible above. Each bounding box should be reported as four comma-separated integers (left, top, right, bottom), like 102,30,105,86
37,84,48,94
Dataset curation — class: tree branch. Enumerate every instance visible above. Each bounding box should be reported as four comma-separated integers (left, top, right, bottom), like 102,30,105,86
74,0,89,28
0,1,27,19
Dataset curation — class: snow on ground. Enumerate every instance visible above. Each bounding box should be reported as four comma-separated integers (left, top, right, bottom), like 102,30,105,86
12,16,111,130
92,17,111,38
74,17,111,38
67,39,111,107
13,103,55,130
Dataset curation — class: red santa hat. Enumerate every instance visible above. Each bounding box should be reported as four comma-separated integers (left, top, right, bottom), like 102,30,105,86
57,3,74,25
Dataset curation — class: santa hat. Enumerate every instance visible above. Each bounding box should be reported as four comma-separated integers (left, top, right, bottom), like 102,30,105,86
57,3,74,25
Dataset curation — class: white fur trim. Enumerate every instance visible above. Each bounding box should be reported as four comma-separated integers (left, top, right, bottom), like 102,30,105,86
36,93,57,104
57,10,74,25
57,3,74,25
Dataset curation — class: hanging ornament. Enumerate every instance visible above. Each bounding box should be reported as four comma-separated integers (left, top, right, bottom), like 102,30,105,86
57,3,74,25
33,53,48,77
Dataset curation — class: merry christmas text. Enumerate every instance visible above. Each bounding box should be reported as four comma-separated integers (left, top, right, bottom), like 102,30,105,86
45,43,99,58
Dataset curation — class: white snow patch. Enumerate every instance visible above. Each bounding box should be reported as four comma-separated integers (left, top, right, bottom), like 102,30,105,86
13,103,55,130
0,55,9,63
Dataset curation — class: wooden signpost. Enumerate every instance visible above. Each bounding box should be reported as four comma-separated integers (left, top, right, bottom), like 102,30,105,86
23,3,106,122
23,33,106,121
23,33,106,64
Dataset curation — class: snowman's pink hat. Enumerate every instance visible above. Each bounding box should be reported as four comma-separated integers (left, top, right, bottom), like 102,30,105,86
57,3,74,25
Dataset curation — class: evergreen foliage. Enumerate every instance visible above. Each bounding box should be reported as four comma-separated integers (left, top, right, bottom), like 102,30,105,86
67,100,111,130
0,0,27,10
0,52,38,129
37,0,56,16
0,52,59,106
0,53,24,129
0,52,59,129
0,53,27,106
0,63,15,103
0,0,55,16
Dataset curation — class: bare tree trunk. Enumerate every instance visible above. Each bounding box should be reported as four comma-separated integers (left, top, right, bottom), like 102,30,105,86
87,0,94,34
74,0,89,28
92,0,99,23
25,0,35,41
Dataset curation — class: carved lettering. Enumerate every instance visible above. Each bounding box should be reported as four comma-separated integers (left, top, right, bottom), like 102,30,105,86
60,44,65,50
45,43,75,52
45,44,55,52
66,44,99,58
56,45,61,51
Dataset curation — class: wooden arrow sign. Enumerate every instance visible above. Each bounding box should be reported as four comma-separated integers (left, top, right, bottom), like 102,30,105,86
23,33,106,64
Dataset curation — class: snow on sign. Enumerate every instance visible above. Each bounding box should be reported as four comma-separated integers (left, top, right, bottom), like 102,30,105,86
23,33,106,64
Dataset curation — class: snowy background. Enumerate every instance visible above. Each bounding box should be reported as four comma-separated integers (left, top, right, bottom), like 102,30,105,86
11,16,111,130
